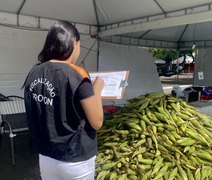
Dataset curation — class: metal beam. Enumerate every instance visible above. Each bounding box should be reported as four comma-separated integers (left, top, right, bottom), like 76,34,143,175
99,3,212,37
101,3,212,26
79,39,97,68
138,30,151,39
0,11,97,35
93,0,100,26
100,36,178,49
17,0,27,14
92,0,100,71
17,0,27,25
154,0,166,14
177,24,189,43
178,39,212,49
0,9,96,26
101,35,212,49
0,22,48,31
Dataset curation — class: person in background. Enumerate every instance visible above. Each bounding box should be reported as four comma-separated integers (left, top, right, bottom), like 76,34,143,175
23,20,104,180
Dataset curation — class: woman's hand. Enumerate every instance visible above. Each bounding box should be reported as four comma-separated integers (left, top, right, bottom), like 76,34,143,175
92,77,104,96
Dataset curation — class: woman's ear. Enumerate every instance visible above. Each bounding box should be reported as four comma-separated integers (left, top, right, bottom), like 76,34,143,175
73,39,79,47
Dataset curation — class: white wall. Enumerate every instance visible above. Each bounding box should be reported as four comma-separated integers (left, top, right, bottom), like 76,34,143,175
99,42,163,100
0,27,46,97
0,26,162,99
0,26,97,97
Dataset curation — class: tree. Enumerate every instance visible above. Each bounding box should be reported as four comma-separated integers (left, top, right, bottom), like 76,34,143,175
150,48,196,61
150,48,177,60
151,48,196,76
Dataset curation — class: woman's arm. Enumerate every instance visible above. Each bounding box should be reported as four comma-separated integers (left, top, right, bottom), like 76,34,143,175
80,77,104,130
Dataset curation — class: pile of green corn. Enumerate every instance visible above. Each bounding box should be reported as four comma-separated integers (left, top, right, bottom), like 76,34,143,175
95,92,212,180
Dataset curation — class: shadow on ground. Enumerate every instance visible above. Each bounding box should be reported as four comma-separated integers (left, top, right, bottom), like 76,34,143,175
0,133,41,180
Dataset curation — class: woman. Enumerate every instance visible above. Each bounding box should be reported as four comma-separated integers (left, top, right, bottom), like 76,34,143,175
24,20,104,180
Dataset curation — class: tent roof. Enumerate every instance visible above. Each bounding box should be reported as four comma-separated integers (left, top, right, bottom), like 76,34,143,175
1,0,212,49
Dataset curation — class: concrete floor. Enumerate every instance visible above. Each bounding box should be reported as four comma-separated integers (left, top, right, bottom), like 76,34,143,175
0,133,41,180
160,74,193,94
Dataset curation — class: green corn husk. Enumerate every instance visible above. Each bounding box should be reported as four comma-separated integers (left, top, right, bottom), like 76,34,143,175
95,93,212,180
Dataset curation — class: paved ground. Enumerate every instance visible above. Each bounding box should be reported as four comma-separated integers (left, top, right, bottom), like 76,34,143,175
160,74,193,94
161,74,193,86
0,74,194,180
0,133,41,180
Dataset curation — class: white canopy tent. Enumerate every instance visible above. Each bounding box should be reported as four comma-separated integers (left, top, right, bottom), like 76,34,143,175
0,0,212,97
1,0,212,48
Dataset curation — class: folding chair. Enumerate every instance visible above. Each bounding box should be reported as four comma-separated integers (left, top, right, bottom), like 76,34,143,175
0,96,29,166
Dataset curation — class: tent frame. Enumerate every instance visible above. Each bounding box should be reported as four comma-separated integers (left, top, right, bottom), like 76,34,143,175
1,1,212,49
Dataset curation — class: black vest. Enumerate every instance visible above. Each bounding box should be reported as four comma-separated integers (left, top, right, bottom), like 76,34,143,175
24,62,97,162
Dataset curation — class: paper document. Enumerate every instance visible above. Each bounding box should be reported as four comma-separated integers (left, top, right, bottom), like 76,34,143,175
89,71,129,99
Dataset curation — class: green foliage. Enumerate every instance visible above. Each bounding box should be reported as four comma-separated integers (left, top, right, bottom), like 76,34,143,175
150,48,196,61
150,48,177,61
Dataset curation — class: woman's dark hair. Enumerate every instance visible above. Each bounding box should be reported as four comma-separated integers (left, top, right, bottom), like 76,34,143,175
38,20,80,63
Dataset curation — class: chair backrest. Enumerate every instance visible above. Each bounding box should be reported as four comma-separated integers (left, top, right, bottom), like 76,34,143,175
0,100,26,115
0,96,28,132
